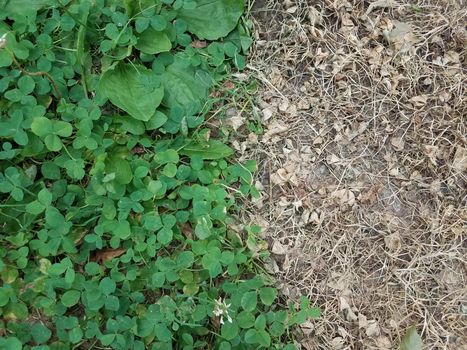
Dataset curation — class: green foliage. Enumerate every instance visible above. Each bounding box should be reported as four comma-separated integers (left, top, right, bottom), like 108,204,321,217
400,326,422,350
178,0,245,40
0,0,319,348
99,63,164,121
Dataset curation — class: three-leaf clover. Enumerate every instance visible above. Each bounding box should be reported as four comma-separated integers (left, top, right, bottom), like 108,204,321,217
0,111,29,145
0,167,31,201
31,116,73,151
25,188,52,215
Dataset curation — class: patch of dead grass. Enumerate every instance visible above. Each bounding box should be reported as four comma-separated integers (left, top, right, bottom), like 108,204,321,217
242,0,467,348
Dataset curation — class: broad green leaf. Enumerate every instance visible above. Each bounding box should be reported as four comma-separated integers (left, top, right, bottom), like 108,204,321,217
178,0,244,40
99,63,164,121
123,0,136,16
61,290,81,307
180,140,234,160
2,0,55,14
161,57,211,112
136,28,172,54
124,0,161,16
400,326,422,350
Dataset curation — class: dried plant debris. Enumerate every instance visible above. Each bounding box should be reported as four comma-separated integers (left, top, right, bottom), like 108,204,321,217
246,0,467,348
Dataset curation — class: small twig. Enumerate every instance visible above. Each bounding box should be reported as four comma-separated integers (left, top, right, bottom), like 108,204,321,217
10,51,62,100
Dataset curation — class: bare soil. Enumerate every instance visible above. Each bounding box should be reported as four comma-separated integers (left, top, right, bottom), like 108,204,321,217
242,0,466,348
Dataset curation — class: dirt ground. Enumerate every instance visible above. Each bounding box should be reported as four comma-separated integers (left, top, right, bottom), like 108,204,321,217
239,0,466,348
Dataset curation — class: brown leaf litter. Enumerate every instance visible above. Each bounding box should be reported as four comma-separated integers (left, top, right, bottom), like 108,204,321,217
243,0,467,348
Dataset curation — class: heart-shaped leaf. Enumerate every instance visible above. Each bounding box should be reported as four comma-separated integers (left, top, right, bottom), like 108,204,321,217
99,63,164,121
178,0,244,40
136,28,172,54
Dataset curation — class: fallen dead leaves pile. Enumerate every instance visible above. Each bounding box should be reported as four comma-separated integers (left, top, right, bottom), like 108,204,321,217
237,0,466,348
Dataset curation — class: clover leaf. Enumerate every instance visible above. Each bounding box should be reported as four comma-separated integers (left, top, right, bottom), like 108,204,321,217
31,117,73,151
99,63,164,121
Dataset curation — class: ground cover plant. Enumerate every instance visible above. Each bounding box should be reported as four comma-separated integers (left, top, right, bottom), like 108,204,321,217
0,0,320,349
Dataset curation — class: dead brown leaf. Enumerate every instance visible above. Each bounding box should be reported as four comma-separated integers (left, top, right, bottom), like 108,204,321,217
190,40,207,49
452,147,467,173
409,95,428,107
222,81,235,90
92,248,125,263
271,241,287,255
180,223,194,240
131,146,146,155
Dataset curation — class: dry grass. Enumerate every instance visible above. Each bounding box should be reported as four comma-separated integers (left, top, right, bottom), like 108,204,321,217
241,0,467,348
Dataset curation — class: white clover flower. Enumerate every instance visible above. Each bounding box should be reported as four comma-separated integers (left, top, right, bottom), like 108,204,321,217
0,33,7,49
213,297,232,325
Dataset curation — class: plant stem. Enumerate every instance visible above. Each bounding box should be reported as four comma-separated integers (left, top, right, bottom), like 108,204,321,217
9,51,62,100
